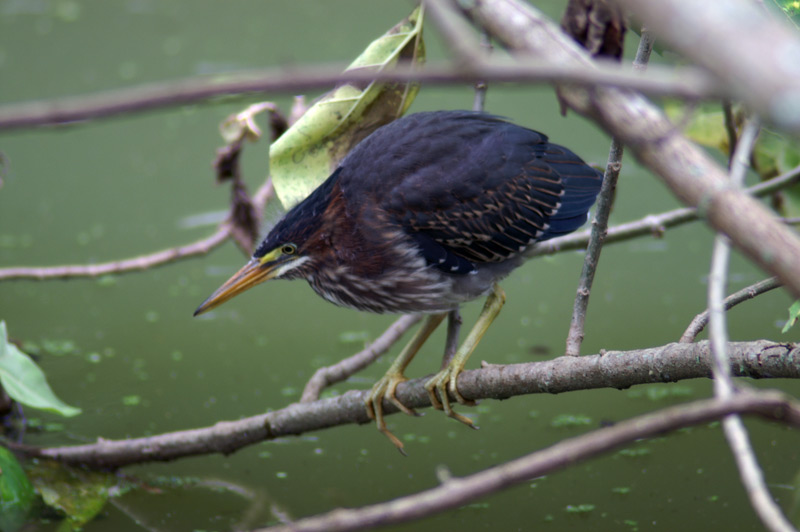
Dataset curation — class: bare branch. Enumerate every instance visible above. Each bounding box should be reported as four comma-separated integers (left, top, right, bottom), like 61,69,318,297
680,276,782,343
9,340,798,469
472,33,493,111
631,27,655,71
706,115,796,532
260,391,800,532
565,28,654,355
0,177,275,282
462,0,800,299
723,100,739,161
709,116,761,397
300,315,422,403
0,61,722,131
614,0,800,134
0,225,231,281
565,137,622,356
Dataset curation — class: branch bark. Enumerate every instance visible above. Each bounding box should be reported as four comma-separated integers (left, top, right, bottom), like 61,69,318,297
9,340,798,469
461,0,800,300
0,61,722,131
614,0,800,134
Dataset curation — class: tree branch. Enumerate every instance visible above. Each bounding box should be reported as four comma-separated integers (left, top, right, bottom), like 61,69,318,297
614,0,800,134
0,225,232,281
565,27,654,355
7,340,798,469
0,60,722,131
462,0,800,299
680,276,782,343
705,115,796,532
300,315,422,403
258,390,800,532
0,175,275,282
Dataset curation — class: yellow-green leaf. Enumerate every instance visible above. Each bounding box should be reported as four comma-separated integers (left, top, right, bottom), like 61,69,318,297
0,322,81,418
665,102,800,217
782,300,800,333
664,102,730,154
270,6,425,209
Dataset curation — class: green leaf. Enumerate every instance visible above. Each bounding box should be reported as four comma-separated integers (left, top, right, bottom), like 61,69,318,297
664,102,730,154
752,128,800,217
0,322,81,417
27,460,118,531
782,300,800,333
664,102,800,217
270,6,425,209
0,447,37,532
777,0,800,27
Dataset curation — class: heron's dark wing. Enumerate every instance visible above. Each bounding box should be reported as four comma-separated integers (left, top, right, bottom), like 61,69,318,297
340,111,603,274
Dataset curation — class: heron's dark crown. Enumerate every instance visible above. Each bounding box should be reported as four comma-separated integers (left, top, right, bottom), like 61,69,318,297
253,168,342,261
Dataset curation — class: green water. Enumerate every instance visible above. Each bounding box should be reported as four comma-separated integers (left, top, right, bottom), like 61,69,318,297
1,1,798,530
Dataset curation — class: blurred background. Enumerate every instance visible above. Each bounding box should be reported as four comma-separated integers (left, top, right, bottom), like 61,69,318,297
0,1,798,530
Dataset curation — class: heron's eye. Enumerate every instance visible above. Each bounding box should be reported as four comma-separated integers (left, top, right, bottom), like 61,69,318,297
281,244,297,255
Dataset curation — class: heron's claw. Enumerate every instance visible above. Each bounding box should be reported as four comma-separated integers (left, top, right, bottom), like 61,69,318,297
424,369,477,428
365,372,419,453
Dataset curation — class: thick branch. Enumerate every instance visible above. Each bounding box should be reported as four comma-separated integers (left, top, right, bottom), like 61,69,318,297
9,340,798,469
614,0,800,134
463,0,800,299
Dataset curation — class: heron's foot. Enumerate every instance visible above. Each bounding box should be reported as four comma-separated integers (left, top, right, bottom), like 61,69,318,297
424,367,477,428
365,371,419,453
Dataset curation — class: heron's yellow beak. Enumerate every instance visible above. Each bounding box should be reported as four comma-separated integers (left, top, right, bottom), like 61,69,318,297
193,259,278,316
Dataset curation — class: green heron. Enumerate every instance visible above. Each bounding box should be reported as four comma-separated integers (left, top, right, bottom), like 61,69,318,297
195,110,603,449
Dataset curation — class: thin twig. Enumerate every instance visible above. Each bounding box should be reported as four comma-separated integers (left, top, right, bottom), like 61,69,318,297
0,225,232,281
723,100,738,161
565,29,651,356
708,116,795,532
0,180,276,282
258,391,800,532
300,315,422,403
564,138,622,356
631,27,655,71
679,276,782,343
473,33,492,111
0,61,722,131
708,116,761,393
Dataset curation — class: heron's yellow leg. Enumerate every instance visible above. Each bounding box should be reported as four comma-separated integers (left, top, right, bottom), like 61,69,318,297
425,284,506,427
365,312,446,451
